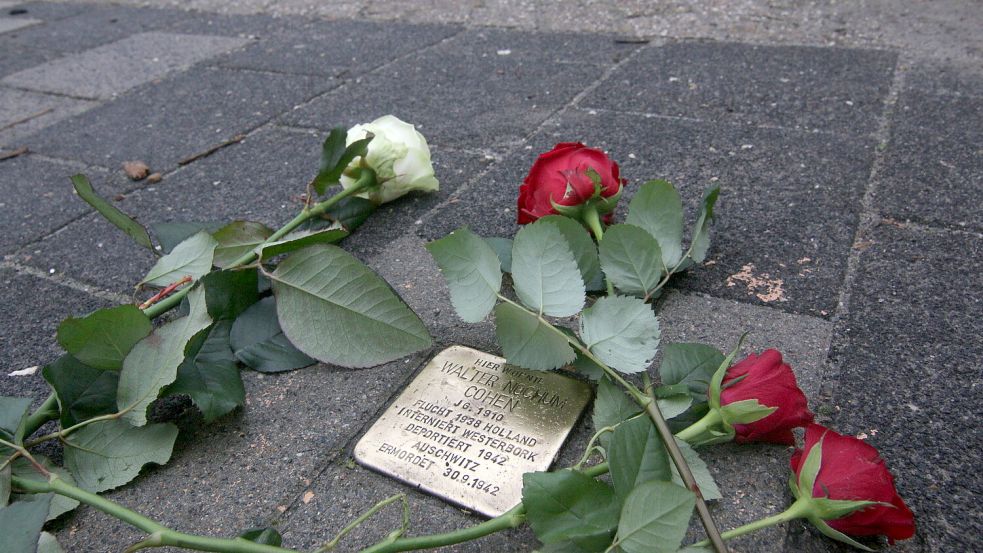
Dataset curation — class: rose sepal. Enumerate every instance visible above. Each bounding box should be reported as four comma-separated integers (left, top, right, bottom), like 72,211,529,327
717,398,777,425
707,334,747,409
549,198,585,220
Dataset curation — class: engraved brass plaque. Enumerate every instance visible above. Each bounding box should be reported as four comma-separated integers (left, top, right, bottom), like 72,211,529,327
354,345,592,517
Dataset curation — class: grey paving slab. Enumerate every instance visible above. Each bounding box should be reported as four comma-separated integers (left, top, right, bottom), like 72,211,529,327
280,28,640,149
0,44,59,79
582,41,897,135
57,352,431,550
825,224,983,552
0,15,38,33
2,2,90,21
875,90,982,231
904,59,983,98
2,31,251,99
420,108,875,317
0,267,109,408
0,4,189,54
0,155,124,254
24,65,332,171
0,87,97,147
213,19,458,77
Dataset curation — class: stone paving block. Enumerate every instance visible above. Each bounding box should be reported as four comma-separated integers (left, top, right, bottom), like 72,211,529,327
281,28,640,149
582,41,897,135
875,90,982,231
904,59,983,97
0,4,188,54
2,2,90,21
0,267,109,408
0,15,38,33
0,87,97,147
56,352,431,550
0,44,58,79
420,108,875,317
213,19,458,77
2,31,251,99
24,65,332,171
825,224,983,552
0,155,123,254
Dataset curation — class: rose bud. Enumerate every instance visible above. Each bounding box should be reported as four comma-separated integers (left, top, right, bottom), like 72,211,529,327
676,349,814,446
789,424,915,547
516,142,625,225
341,115,439,204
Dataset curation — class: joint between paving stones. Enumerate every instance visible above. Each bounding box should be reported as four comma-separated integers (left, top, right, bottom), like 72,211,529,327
0,259,132,304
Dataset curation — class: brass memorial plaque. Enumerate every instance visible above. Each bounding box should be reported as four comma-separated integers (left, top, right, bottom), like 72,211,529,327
355,345,592,517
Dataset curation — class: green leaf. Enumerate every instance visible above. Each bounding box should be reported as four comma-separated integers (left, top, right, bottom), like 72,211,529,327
522,470,620,549
258,226,349,260
538,216,604,291
688,187,720,264
592,377,641,447
164,321,244,422
1,465,9,508
270,245,431,368
579,295,660,374
211,221,273,268
658,394,693,421
483,237,513,273
321,196,377,232
608,416,671,502
118,286,212,426
669,439,722,500
659,343,725,404
598,224,664,297
511,220,585,317
139,231,218,288
0,494,51,553
626,180,685,269
10,456,80,520
493,302,575,371
425,227,502,323
239,527,283,546
572,351,604,381
56,305,152,370
151,221,224,253
229,297,315,373
63,418,178,492
41,355,118,427
718,398,777,425
71,174,154,252
201,269,260,322
614,481,695,553
0,396,31,445
313,130,373,195
38,532,65,553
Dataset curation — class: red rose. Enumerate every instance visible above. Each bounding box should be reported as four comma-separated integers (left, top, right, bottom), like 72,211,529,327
792,424,915,543
719,349,814,444
517,142,625,224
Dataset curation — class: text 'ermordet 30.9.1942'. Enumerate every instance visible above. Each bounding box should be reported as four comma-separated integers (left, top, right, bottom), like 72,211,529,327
355,345,592,516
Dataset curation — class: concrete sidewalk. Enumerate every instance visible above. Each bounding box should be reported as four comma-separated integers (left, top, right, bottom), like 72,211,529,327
0,1,979,551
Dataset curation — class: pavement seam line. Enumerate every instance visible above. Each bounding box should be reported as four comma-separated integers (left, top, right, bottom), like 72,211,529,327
0,259,132,304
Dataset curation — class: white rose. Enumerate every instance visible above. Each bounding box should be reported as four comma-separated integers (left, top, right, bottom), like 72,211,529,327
340,115,439,204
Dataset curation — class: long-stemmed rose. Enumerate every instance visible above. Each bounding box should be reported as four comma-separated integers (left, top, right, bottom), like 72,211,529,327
677,349,814,446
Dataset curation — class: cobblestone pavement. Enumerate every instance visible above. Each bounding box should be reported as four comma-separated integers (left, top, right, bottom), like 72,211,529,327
0,1,980,552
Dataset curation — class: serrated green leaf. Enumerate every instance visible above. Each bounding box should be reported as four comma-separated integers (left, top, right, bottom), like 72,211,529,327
688,187,720,264
522,470,620,549
658,394,693,421
41,355,118,427
320,196,377,232
201,269,260,322
229,297,315,373
0,396,31,445
659,343,725,404
313,131,373,195
626,180,684,268
10,456,80,521
482,237,513,273
139,231,218,288
118,286,212,426
151,221,225,254
426,228,502,323
608,417,671,502
164,321,244,422
669,439,722,500
258,226,349,260
270,245,431,368
511,221,585,317
63,419,177,492
56,305,152,370
719,398,777,425
71,174,154,252
579,295,660,374
211,221,273,268
493,302,575,371
38,532,65,553
538,216,604,291
0,494,51,553
1,465,9,508
239,527,283,546
593,377,641,448
572,351,604,381
598,224,664,297
614,481,695,553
